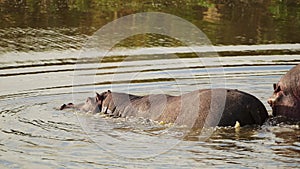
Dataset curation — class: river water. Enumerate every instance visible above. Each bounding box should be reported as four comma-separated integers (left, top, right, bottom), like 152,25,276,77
0,0,300,168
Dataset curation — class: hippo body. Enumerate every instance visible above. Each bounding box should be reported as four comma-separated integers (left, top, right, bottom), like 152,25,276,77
61,89,268,129
268,64,300,120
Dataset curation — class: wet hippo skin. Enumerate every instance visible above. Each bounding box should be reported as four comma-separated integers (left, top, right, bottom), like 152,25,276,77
268,64,300,121
61,89,268,129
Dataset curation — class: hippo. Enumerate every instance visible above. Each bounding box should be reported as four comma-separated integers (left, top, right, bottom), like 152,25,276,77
268,64,300,121
61,89,268,129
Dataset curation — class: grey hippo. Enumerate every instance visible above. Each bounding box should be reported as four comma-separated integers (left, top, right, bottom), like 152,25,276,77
60,88,268,129
268,64,300,121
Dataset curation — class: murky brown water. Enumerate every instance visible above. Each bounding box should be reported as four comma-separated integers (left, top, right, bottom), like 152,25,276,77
0,0,300,168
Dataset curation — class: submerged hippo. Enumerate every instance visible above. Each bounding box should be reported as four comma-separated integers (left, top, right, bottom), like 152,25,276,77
268,64,300,121
61,89,268,129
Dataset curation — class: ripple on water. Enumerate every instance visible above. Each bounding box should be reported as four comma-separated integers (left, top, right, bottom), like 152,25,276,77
0,41,300,167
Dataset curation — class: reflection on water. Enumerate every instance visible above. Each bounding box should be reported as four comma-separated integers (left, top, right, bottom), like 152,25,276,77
1,0,300,45
0,28,87,53
0,0,300,168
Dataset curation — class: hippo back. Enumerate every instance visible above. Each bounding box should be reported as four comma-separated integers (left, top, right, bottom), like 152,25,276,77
157,89,268,129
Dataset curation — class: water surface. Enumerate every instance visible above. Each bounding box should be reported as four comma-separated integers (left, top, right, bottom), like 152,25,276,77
0,0,300,168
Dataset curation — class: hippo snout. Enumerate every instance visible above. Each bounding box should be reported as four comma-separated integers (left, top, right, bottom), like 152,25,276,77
60,103,74,110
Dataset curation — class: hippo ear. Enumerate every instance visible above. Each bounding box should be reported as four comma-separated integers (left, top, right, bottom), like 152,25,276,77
96,92,102,102
276,85,281,92
273,83,277,91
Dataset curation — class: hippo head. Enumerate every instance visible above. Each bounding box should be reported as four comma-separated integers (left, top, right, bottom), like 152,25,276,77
267,65,300,120
60,90,112,114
